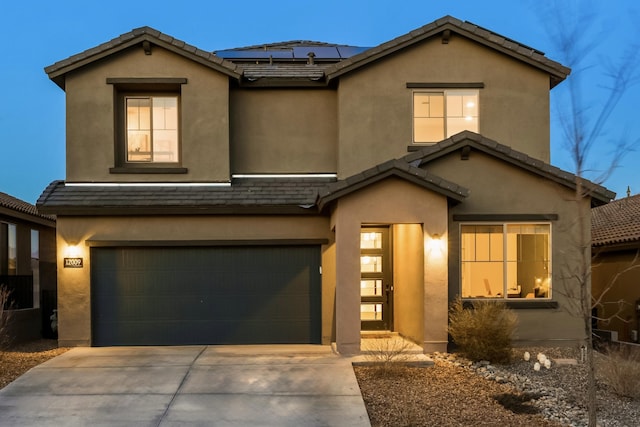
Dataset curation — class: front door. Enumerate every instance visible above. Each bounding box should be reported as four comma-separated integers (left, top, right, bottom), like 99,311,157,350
360,226,393,330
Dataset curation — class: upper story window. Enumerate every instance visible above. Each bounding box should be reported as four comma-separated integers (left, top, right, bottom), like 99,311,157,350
413,90,479,143
460,223,551,300
107,78,187,173
125,95,179,163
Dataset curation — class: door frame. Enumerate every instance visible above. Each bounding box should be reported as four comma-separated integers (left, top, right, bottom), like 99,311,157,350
360,226,393,331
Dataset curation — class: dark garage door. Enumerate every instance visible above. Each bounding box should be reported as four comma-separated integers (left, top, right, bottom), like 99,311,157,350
91,246,321,346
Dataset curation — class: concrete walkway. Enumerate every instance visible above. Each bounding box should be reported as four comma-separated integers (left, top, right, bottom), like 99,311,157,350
0,345,371,426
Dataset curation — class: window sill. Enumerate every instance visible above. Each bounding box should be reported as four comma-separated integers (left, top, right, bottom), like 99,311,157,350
407,144,435,152
462,299,558,309
110,167,188,174
505,300,558,309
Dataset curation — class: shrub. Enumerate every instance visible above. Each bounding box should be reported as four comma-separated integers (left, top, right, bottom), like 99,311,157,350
362,337,414,375
598,344,640,399
448,297,517,363
0,284,14,352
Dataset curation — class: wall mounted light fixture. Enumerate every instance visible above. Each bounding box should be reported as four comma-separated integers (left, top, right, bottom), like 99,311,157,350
65,244,81,258
427,233,445,255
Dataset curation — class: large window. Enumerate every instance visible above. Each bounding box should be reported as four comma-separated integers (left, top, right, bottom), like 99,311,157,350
125,95,179,163
461,223,551,299
0,222,17,275
413,90,478,143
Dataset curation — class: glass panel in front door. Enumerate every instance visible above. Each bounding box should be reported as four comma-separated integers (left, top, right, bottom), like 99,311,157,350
360,227,393,330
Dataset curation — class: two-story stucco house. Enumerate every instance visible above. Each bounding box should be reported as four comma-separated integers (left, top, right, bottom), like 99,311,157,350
38,16,613,354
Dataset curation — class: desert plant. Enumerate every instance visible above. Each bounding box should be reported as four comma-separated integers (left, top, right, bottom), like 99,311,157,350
598,345,640,399
362,336,413,374
0,284,14,352
448,297,517,363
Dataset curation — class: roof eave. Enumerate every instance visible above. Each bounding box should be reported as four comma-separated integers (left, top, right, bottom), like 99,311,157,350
409,133,614,205
238,77,328,88
0,206,56,227
325,20,569,88
317,166,468,211
45,31,241,90
593,239,640,253
37,204,321,216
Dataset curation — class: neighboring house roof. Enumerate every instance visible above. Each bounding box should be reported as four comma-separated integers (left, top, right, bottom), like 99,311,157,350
45,16,569,89
402,131,615,207
0,191,56,224
592,193,640,248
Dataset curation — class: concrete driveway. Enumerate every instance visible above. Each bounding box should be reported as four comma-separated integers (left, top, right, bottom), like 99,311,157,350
0,345,371,426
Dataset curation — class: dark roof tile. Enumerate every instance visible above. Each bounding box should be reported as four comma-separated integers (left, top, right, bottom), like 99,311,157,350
37,178,334,215
317,158,469,209
45,26,240,89
0,191,55,222
402,131,614,205
592,194,640,247
324,16,569,87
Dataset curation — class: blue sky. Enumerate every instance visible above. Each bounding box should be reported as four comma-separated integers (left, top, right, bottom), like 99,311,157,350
1,0,638,203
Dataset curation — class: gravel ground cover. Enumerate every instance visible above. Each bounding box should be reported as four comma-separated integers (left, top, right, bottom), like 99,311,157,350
2,341,639,427
355,361,562,426
355,346,640,427
0,339,68,389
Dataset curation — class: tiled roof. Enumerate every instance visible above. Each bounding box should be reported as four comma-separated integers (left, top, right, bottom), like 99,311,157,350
318,159,468,210
0,191,56,222
37,162,471,216
239,64,329,81
45,16,569,88
215,40,369,62
45,26,241,89
402,131,615,206
324,15,570,88
218,40,358,51
36,179,334,215
592,193,640,247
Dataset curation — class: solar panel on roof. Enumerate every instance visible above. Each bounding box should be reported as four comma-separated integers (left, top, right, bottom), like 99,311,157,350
215,49,292,60
216,44,370,61
292,46,341,60
337,46,370,58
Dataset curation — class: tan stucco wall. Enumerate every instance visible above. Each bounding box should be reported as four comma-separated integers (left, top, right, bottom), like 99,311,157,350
331,177,449,354
54,214,335,346
337,35,551,178
62,33,554,185
230,89,337,174
592,249,640,342
64,46,230,182
427,151,590,346
393,223,424,344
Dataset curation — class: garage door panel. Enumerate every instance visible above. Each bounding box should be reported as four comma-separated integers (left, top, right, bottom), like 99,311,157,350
91,246,321,346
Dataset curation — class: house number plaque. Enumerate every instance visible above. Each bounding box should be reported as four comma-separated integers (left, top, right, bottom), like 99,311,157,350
64,257,83,268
